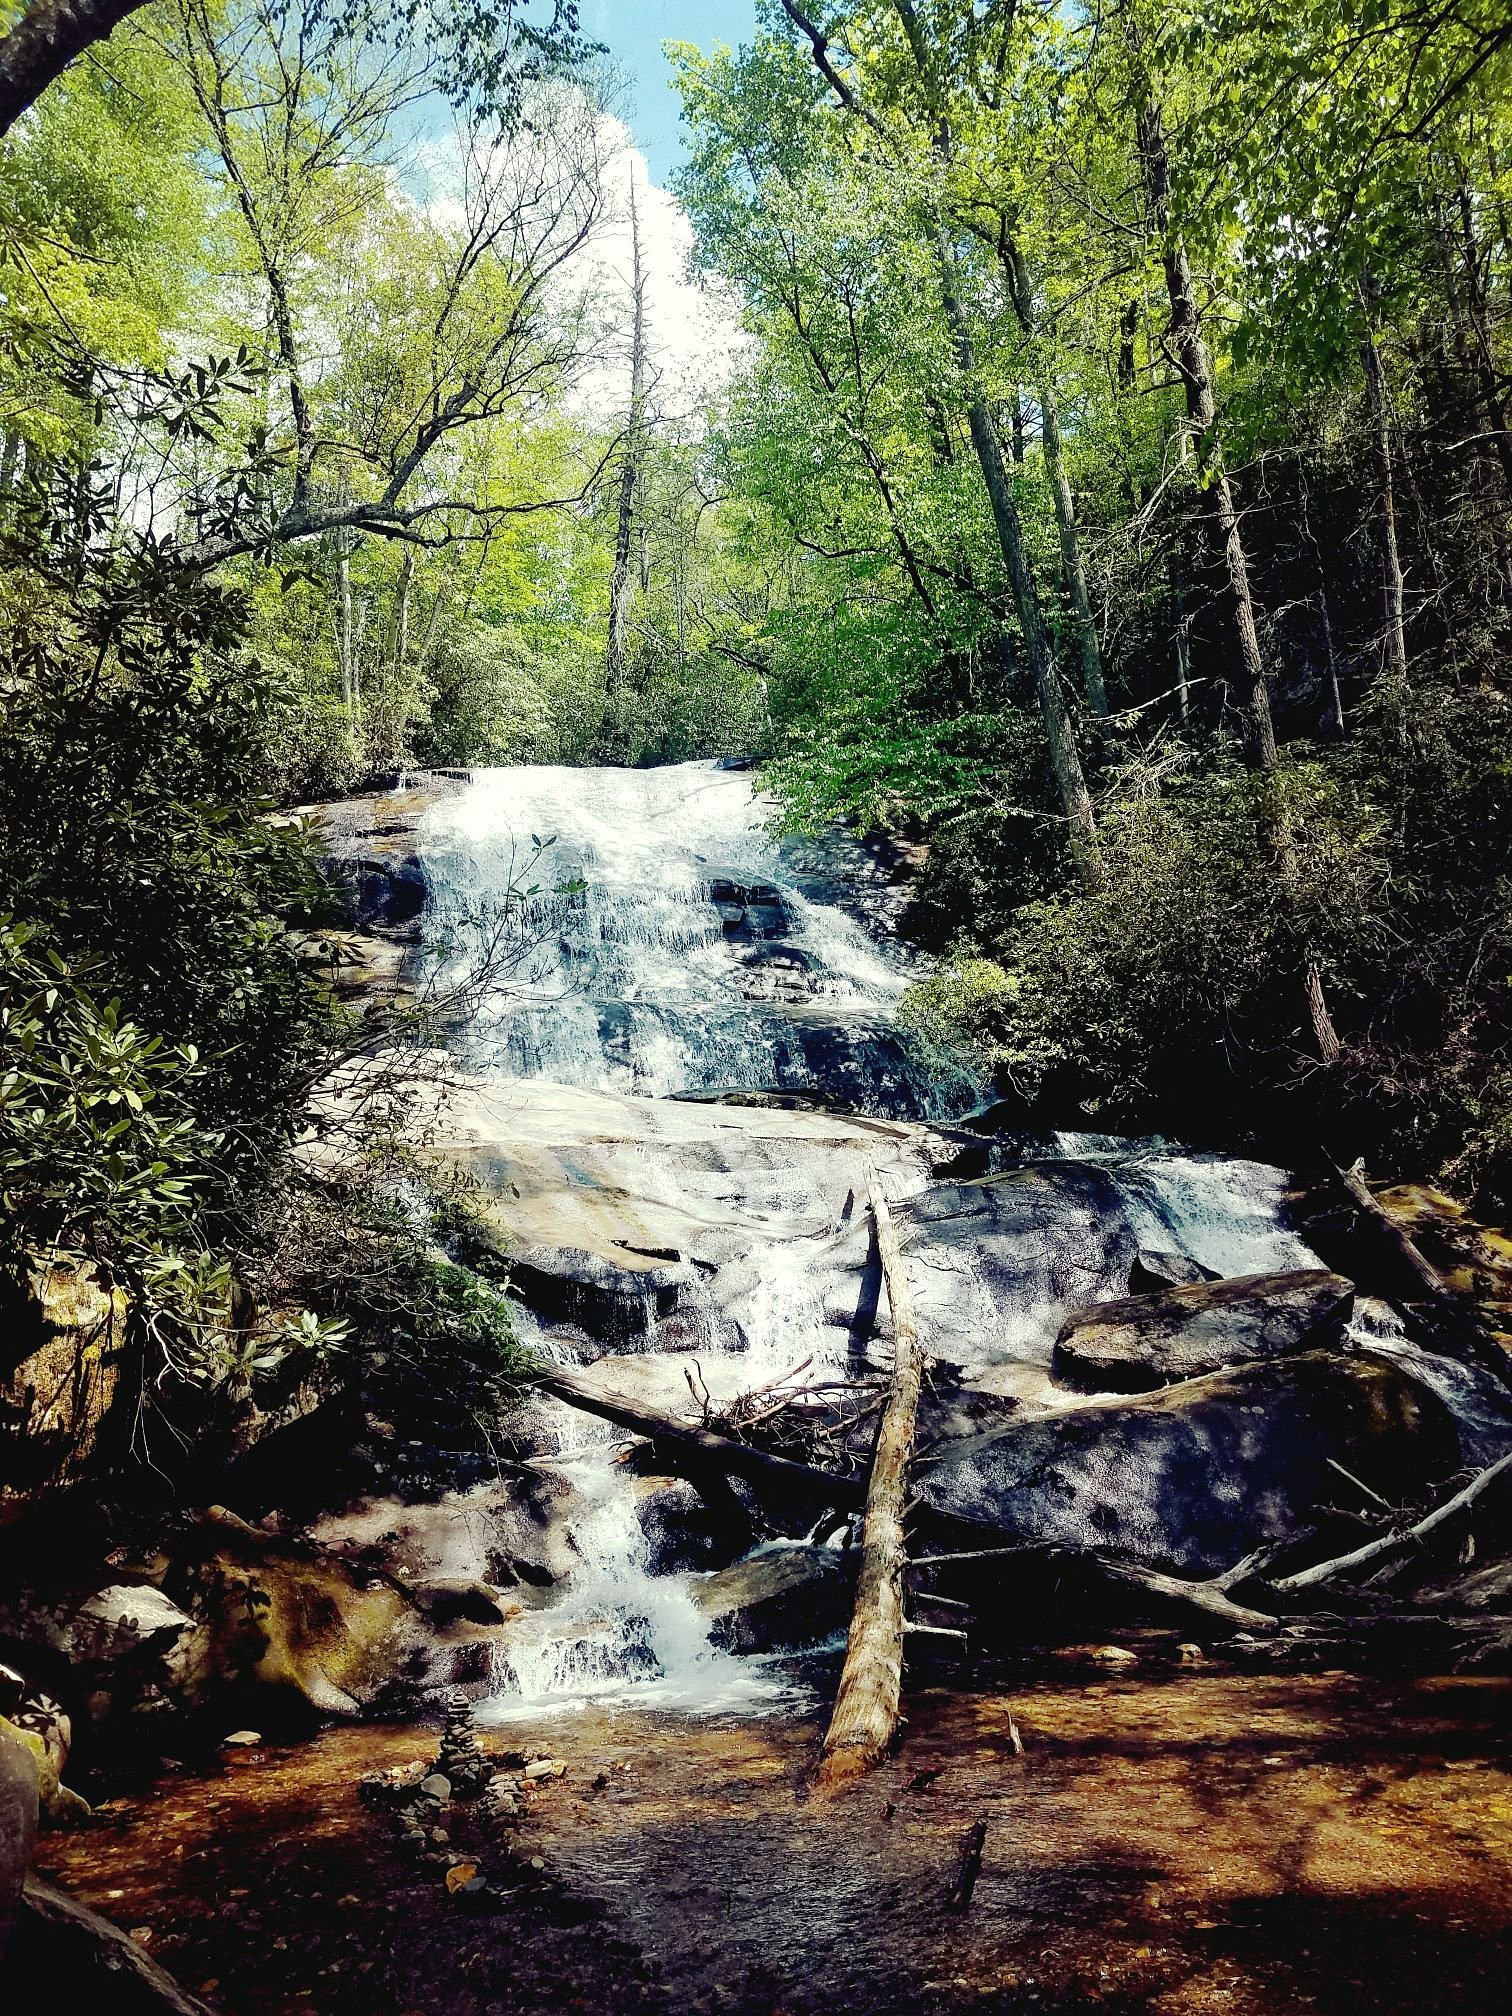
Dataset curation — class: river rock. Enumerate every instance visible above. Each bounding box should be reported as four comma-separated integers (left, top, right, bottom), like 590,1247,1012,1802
634,1476,735,1573
1129,1250,1220,1292
691,1546,852,1653
168,1506,513,1715
1052,1268,1355,1393
66,1585,195,1661
917,1350,1460,1577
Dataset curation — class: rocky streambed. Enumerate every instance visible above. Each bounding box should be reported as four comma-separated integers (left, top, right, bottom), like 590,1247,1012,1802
7,759,1512,2011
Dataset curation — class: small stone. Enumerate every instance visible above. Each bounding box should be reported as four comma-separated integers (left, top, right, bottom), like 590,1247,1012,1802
1091,1646,1138,1667
221,1730,262,1747
430,1829,449,1844
419,1773,451,1800
529,1856,546,1871
523,1758,565,1781
1177,1643,1205,1665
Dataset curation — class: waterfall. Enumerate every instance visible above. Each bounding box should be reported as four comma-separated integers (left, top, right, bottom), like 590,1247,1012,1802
420,761,944,1113
413,761,1357,1717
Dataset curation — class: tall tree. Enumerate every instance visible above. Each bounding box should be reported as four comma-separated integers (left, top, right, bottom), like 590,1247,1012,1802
606,171,650,700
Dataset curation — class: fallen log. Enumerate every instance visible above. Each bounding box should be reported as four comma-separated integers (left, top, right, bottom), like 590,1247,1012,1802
16,1875,215,2013
1271,1447,1512,1594
909,1544,1280,1632
535,1365,865,1509
1321,1155,1512,1391
818,1174,924,1792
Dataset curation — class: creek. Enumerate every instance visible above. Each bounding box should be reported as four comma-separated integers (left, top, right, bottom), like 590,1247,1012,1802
29,759,1512,2016
403,763,1364,1718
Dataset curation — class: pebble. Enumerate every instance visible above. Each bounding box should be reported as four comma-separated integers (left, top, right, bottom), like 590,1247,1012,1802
221,1730,262,1747
419,1773,452,1800
1092,1646,1138,1667
524,1758,566,1781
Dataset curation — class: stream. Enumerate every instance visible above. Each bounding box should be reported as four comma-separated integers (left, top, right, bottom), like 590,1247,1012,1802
33,760,1512,2014
413,761,1326,1722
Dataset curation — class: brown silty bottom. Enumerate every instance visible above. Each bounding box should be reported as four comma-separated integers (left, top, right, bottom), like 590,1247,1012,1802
30,1662,1512,2015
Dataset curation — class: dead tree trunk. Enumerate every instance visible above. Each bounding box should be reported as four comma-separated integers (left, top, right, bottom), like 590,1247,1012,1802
1360,305,1410,687
606,175,648,701
818,1174,924,1791
1002,241,1109,719
536,1364,865,1509
1132,30,1340,1066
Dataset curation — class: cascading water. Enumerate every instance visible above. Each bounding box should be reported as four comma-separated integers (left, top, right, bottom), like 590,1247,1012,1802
421,761,948,1113
410,760,1368,1719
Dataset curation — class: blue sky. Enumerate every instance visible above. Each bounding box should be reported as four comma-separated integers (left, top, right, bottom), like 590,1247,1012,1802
583,2,758,184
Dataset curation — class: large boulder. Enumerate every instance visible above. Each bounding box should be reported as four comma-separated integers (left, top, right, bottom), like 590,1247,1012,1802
1053,1268,1355,1394
167,1506,511,1715
918,1350,1460,1577
0,1719,37,1960
0,1256,126,1516
691,1545,852,1653
634,1476,734,1574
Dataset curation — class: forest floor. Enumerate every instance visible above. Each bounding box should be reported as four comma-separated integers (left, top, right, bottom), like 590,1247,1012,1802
28,1654,1512,2015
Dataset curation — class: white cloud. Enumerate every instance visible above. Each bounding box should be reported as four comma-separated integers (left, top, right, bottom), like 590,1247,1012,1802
580,119,751,425
406,104,749,430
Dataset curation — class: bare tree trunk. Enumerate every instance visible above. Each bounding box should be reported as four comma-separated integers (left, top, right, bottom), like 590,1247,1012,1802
818,1176,923,1792
1169,552,1192,726
937,236,1097,866
1132,36,1339,1065
336,531,359,723
1303,509,1345,740
1001,244,1109,718
1360,308,1409,687
606,176,648,698
1136,95,1275,770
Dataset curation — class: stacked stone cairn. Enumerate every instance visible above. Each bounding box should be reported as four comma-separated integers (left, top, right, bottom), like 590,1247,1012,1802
435,1687,494,1796
359,1690,549,1899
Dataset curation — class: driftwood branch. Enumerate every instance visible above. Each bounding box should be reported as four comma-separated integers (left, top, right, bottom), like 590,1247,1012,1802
1271,1448,1512,1593
536,1365,865,1508
818,1174,924,1791
909,1543,1280,1631
1323,1155,1512,1391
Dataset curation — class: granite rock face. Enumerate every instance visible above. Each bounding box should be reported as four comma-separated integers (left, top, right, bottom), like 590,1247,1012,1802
1052,1268,1356,1394
917,1350,1461,1577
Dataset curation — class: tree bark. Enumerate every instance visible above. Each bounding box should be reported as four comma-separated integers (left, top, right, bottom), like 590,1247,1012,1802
818,1175,923,1791
936,237,1098,864
0,0,148,138
1002,243,1109,717
606,175,648,697
1360,309,1410,687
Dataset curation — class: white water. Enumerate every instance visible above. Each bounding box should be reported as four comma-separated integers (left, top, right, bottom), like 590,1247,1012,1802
414,762,1352,1718
421,761,940,1112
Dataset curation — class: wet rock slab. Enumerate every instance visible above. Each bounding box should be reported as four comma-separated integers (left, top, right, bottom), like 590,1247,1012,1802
691,1545,852,1652
919,1349,1462,1576
1053,1267,1355,1394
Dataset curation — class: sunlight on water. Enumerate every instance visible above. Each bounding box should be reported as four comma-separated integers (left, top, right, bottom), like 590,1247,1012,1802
414,761,1374,1718
419,761,928,1108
